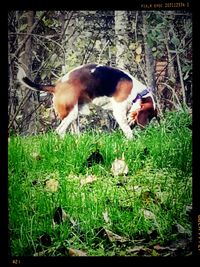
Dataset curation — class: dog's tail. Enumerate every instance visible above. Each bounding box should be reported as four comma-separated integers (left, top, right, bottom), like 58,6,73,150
17,67,55,93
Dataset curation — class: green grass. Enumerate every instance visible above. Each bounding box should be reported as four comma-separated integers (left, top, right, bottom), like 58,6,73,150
8,111,192,256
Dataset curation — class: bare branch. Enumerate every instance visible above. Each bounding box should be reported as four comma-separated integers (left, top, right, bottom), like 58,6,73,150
97,40,110,64
11,11,47,64
176,50,186,106
8,90,32,130
159,82,183,111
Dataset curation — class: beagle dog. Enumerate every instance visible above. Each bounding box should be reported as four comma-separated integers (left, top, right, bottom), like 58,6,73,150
17,63,158,139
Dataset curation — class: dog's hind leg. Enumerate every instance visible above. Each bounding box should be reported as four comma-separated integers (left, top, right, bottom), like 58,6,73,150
55,104,78,137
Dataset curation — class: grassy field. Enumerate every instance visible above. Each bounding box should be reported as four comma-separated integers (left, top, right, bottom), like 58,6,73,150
8,111,192,257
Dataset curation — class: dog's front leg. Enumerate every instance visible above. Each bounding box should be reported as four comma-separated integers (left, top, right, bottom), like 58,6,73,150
55,104,78,138
111,99,133,140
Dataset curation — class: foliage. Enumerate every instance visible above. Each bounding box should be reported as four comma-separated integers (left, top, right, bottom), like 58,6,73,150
8,10,192,136
144,11,192,101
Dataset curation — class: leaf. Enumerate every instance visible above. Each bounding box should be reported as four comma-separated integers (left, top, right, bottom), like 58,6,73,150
53,207,68,225
45,178,59,192
33,248,55,256
171,36,180,47
127,246,152,256
38,233,52,247
135,45,142,55
146,36,155,47
141,190,159,205
68,248,87,256
185,204,192,216
80,175,97,186
133,185,142,193
127,246,145,253
50,53,57,62
175,223,191,235
95,40,102,50
54,61,62,68
111,156,128,176
151,249,159,256
86,150,104,167
102,210,111,224
153,244,176,252
53,207,80,234
105,229,129,243
183,71,190,81
129,43,136,50
31,152,42,160
41,72,47,81
142,209,156,220
19,23,28,32
135,54,141,64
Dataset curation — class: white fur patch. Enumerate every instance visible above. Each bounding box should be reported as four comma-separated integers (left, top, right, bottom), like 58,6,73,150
60,73,69,82
130,76,146,93
61,65,87,83
90,64,103,74
111,98,133,140
55,104,78,137
129,99,141,113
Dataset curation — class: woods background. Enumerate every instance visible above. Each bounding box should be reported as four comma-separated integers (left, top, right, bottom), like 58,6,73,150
8,10,192,136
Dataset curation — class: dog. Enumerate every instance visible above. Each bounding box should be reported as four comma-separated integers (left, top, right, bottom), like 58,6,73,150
17,63,158,139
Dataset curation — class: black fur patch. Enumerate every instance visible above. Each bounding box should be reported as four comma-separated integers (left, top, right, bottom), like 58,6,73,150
22,77,43,90
22,77,53,91
90,65,132,97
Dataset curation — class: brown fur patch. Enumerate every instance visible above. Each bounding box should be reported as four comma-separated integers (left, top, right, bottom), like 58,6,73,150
113,80,132,102
130,97,157,128
53,81,82,119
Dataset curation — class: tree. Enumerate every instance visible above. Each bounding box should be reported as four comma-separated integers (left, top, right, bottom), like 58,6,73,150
115,11,129,69
18,11,40,135
142,11,156,88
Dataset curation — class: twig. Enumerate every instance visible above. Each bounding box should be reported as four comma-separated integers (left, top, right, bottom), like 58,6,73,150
97,40,110,64
159,82,183,110
155,34,192,84
137,59,148,86
10,32,66,62
15,100,46,131
176,50,186,106
60,11,75,40
82,29,101,64
8,90,32,129
164,98,181,110
11,11,47,64
134,11,138,43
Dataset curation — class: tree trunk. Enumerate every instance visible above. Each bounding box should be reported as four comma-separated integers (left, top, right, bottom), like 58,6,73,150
142,12,163,116
142,11,155,88
8,12,17,132
18,11,39,135
115,11,128,70
60,11,75,73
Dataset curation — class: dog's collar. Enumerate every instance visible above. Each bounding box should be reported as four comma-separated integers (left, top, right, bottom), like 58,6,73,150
131,87,153,104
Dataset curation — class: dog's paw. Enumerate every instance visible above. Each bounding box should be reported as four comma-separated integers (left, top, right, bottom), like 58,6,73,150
125,131,133,140
55,128,65,139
